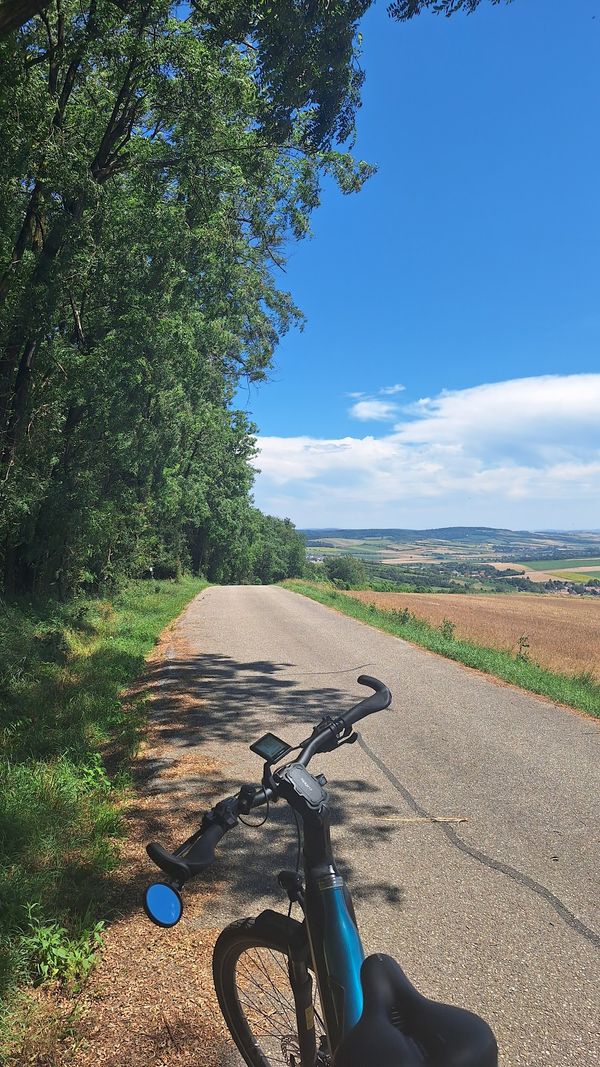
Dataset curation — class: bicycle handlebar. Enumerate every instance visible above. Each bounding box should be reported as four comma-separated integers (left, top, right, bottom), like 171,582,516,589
348,674,391,722
146,675,391,884
147,817,230,880
297,675,391,765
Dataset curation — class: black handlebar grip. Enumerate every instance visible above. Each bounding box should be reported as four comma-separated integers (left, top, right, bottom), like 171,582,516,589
346,675,392,726
357,674,388,692
147,822,226,882
147,796,238,883
182,819,228,873
147,842,192,882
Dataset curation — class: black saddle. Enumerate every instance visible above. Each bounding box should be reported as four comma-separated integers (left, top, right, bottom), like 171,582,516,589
334,954,498,1067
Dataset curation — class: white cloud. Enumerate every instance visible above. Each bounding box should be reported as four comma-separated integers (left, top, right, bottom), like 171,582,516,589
349,399,400,421
254,374,600,528
379,383,406,395
345,385,405,417
397,375,599,455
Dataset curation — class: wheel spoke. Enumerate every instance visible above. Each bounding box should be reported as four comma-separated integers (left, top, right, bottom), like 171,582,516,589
237,961,296,1038
238,951,297,1024
249,950,296,1014
230,943,327,1066
235,977,296,1028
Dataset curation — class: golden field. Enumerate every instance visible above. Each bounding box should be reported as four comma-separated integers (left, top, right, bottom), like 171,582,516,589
344,590,600,679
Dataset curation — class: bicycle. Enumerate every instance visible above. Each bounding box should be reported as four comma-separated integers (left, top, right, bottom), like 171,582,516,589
143,675,498,1067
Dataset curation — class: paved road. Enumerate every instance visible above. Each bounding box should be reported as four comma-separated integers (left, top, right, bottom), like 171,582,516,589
155,585,600,1067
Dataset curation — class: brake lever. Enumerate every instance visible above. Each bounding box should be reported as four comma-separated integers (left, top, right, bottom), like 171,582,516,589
314,715,356,753
337,730,359,748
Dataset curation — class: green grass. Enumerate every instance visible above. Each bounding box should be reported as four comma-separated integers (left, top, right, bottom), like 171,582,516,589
0,577,206,1043
522,557,600,570
283,581,600,718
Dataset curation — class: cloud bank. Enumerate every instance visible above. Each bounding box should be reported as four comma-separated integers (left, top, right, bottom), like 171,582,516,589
253,374,600,528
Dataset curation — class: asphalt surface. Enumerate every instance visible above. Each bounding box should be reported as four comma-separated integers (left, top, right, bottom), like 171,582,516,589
154,585,600,1067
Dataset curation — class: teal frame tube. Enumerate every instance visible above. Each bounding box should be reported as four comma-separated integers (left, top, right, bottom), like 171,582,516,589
313,874,365,1041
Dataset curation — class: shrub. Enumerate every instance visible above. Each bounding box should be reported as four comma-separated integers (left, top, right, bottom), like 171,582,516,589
324,555,367,587
20,905,104,990
516,634,530,662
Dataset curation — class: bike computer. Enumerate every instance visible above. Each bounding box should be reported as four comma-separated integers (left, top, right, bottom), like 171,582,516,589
250,732,293,764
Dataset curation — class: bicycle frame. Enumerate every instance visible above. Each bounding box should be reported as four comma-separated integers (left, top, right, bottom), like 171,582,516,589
299,790,365,1054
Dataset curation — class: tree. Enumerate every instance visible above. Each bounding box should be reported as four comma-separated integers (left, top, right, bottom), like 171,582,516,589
324,554,367,587
250,514,306,584
0,1,372,595
388,0,512,18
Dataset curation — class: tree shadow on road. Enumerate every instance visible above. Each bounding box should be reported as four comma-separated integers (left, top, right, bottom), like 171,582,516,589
102,650,405,934
55,645,407,1067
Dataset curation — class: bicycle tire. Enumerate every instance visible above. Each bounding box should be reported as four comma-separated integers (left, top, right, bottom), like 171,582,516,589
213,916,329,1067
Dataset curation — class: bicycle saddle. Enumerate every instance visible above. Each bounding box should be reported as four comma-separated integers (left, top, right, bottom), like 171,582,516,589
333,954,498,1067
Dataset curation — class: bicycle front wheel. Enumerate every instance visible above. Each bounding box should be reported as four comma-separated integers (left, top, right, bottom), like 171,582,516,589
213,915,329,1067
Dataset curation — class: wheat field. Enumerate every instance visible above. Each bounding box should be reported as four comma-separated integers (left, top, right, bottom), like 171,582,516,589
345,591,600,679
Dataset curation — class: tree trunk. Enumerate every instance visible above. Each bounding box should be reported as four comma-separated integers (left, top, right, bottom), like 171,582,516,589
0,0,52,38
0,203,78,446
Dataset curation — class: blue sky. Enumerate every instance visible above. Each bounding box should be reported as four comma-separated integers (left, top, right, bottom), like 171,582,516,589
240,0,600,530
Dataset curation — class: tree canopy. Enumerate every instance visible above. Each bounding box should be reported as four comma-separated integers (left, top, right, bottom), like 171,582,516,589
1,0,517,597
388,0,512,18
0,1,372,595
324,554,368,588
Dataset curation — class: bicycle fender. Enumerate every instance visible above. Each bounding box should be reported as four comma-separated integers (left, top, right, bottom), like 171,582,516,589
253,909,309,960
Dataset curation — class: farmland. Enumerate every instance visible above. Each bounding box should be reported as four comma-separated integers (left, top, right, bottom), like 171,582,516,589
302,527,600,565
524,557,600,570
520,557,600,582
551,571,597,584
303,527,600,594
303,527,600,574
344,589,600,679
299,528,600,692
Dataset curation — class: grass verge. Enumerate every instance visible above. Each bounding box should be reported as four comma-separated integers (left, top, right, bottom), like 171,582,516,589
283,581,600,718
0,577,206,1050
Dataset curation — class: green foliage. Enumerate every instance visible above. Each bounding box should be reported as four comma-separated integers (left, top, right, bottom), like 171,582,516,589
284,582,600,717
439,617,456,640
21,904,104,989
324,554,368,588
313,555,580,596
0,578,204,1028
248,513,307,585
0,3,52,38
0,1,370,597
388,0,511,18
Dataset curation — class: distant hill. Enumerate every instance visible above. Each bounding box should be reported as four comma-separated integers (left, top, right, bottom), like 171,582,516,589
300,526,521,542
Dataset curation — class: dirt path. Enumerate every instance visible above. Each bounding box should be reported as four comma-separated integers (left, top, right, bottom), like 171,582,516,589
51,599,239,1067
